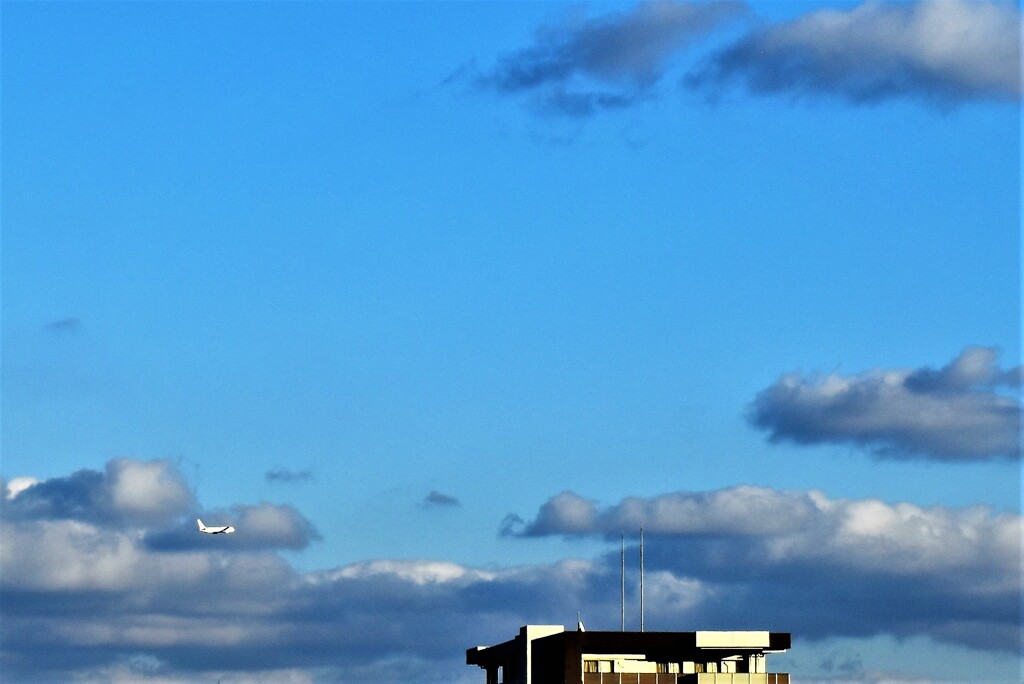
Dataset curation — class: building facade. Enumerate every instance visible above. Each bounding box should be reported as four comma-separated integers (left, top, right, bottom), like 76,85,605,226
467,625,791,684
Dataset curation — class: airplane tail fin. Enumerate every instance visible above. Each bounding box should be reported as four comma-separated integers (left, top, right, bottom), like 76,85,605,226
197,518,206,531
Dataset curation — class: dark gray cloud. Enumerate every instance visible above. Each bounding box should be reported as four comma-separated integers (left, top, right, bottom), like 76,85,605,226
747,347,1022,460
474,0,746,117
43,317,82,334
503,486,818,538
264,467,314,484
685,0,1021,105
422,490,461,508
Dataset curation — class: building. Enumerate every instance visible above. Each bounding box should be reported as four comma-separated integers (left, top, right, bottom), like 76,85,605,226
467,625,791,684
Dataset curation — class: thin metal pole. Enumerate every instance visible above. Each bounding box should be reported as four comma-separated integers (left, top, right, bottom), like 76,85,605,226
640,527,645,632
620,534,625,631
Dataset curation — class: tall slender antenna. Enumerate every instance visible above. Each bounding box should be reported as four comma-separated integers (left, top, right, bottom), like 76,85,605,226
620,534,625,631
639,527,645,632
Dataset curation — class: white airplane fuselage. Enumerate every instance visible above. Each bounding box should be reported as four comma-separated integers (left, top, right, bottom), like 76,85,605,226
197,518,235,534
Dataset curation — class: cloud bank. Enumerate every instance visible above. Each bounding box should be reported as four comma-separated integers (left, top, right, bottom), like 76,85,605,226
748,347,1022,460
0,460,590,682
2,459,1020,682
686,0,1021,104
505,486,1022,653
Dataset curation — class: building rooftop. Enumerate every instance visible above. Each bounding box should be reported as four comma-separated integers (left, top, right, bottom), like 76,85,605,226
468,625,791,684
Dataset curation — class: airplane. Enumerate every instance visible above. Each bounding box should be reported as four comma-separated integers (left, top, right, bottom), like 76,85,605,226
197,518,235,535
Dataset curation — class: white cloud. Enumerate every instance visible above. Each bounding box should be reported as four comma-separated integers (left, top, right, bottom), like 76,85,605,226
0,518,294,595
4,477,39,499
2,520,145,592
326,559,495,586
231,502,322,550
686,0,1021,104
107,459,194,523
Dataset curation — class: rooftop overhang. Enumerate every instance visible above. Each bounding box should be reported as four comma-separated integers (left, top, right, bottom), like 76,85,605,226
467,637,521,667
539,630,791,660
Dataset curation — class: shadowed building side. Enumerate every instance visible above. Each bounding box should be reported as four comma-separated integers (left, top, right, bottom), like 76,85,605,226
467,626,791,684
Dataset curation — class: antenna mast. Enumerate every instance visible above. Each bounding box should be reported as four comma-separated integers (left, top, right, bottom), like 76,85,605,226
640,527,645,632
620,534,625,631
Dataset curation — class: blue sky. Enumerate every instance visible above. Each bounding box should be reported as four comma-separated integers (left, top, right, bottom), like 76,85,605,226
2,1,1021,682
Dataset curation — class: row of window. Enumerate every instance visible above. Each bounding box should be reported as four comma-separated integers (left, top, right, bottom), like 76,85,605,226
583,661,678,673
583,659,758,674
